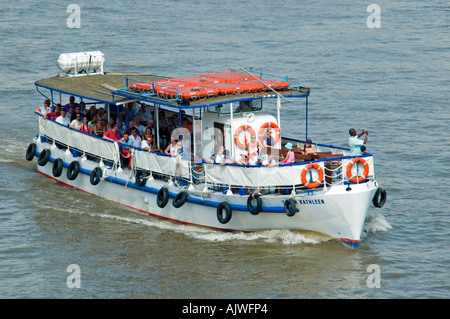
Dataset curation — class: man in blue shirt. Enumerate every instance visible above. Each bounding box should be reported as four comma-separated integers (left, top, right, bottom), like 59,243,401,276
348,128,369,156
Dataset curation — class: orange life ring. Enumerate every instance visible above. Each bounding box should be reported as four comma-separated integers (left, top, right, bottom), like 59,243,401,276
346,158,369,183
301,163,324,188
234,125,255,149
258,122,281,145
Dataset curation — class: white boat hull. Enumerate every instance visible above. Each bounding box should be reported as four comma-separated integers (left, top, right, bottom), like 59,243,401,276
33,139,378,246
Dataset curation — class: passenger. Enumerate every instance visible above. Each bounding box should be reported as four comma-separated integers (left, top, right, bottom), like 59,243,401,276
56,108,70,126
87,105,97,121
261,154,277,167
67,106,75,121
119,131,134,169
130,127,142,148
134,116,145,136
145,120,155,136
348,128,368,156
70,105,82,122
246,134,261,165
218,149,235,166
36,99,51,117
141,135,154,152
80,116,91,133
282,142,295,164
63,96,79,113
48,103,62,120
97,107,107,121
88,114,98,135
164,137,180,156
158,112,171,149
236,151,249,165
262,128,274,149
95,118,107,137
301,139,317,155
103,123,121,141
123,103,136,127
169,113,180,134
137,103,153,123
70,113,83,130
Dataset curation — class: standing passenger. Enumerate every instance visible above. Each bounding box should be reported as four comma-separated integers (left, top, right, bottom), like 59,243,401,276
348,128,368,156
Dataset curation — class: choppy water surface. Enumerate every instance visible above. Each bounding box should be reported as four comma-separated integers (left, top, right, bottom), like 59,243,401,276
0,0,448,299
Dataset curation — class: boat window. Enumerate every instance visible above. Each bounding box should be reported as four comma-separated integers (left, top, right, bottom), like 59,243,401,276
208,100,262,114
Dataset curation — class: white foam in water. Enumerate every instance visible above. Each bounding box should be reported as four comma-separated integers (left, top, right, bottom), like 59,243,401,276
362,213,392,238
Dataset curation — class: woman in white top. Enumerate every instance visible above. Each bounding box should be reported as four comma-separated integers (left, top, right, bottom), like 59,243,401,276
246,134,261,165
164,138,180,156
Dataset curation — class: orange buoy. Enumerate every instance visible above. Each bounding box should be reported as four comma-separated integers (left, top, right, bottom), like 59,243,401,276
346,158,369,183
234,125,256,149
301,163,324,188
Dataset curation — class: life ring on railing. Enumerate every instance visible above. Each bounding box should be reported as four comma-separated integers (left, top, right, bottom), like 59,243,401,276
373,187,387,208
52,158,63,177
234,124,255,149
90,167,103,186
217,201,232,224
346,158,369,183
157,187,169,208
38,149,51,166
247,192,262,215
67,161,80,180
258,122,281,145
284,198,297,217
135,171,148,187
26,143,36,161
172,190,189,208
301,163,324,188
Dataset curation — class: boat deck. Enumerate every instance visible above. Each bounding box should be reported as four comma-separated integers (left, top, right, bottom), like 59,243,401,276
35,72,310,108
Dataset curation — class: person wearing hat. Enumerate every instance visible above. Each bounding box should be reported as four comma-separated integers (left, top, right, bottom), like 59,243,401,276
237,150,249,165
282,142,295,164
302,139,317,155
348,128,369,156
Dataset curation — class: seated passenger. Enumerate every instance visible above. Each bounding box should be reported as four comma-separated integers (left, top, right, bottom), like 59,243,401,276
301,139,317,155
137,103,153,123
103,123,121,141
119,131,134,169
282,143,295,164
134,117,145,136
56,108,70,126
164,137,181,156
236,151,249,165
63,96,79,112
95,118,107,137
79,116,91,134
36,99,51,117
217,149,235,166
141,135,154,152
130,127,142,148
261,154,278,167
70,113,83,130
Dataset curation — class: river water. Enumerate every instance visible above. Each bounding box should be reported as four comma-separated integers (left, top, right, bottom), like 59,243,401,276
0,0,448,300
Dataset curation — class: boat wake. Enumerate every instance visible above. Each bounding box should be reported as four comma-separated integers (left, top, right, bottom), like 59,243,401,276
362,213,392,238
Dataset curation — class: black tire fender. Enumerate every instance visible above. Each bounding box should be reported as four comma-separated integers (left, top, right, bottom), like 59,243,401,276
172,191,189,208
135,171,148,187
247,193,262,215
217,202,232,224
67,161,80,181
373,187,387,208
52,158,64,177
38,148,51,166
26,143,36,161
90,167,102,185
157,187,170,208
284,198,297,217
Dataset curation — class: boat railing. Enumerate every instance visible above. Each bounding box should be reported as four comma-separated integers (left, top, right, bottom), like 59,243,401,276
38,115,374,191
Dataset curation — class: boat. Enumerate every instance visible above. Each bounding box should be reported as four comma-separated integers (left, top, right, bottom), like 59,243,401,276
27,51,387,247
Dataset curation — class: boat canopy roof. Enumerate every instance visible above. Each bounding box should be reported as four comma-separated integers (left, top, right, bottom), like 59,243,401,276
35,72,310,110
